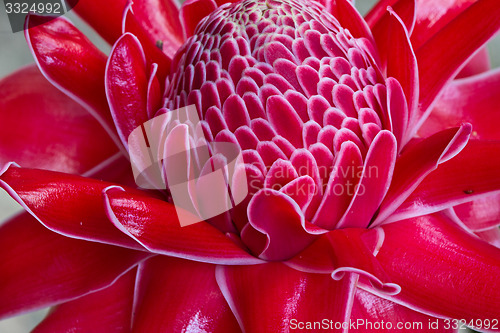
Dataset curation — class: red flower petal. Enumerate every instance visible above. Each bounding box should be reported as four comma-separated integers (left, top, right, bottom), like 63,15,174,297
133,257,239,332
336,130,397,229
332,0,375,42
105,33,151,148
0,65,117,174
216,262,357,332
25,16,121,147
415,0,500,130
454,194,500,231
245,188,326,261
411,0,477,50
180,0,218,39
104,187,262,264
456,46,491,78
72,0,127,44
351,288,454,333
375,213,500,321
371,8,418,144
125,0,184,58
389,140,500,223
0,165,144,249
121,4,172,82
33,269,137,333
0,213,148,320
375,124,471,225
369,0,416,36
419,67,500,140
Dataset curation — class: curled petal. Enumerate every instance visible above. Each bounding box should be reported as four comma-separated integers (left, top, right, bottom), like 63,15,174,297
105,33,150,148
0,165,145,249
389,140,500,223
245,188,327,261
375,124,471,225
104,186,262,264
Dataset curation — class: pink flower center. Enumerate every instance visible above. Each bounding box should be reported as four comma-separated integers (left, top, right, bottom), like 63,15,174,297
161,0,402,260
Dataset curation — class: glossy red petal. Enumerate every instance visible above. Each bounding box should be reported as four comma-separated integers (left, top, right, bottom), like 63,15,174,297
415,0,500,130
104,187,262,264
375,124,471,225
372,8,418,144
105,33,150,148
350,288,455,333
0,65,117,174
371,1,416,71
454,194,500,231
333,0,374,42
411,0,477,50
0,165,145,249
72,0,127,44
389,140,500,223
33,269,136,333
245,188,326,261
216,262,357,333
133,256,240,332
0,213,148,320
337,130,397,229
126,0,184,58
419,67,500,140
456,46,491,78
180,0,218,39
375,213,500,321
25,16,120,147
122,4,171,81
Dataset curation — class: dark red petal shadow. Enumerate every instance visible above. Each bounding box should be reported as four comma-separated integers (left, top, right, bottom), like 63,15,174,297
32,269,137,333
0,213,148,320
25,16,121,147
0,65,117,174
216,262,357,333
132,256,240,332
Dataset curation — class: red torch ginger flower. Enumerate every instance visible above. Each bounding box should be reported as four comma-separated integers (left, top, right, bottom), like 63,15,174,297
1,0,500,331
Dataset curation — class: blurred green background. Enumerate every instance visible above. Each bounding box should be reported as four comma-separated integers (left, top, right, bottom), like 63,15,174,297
0,0,498,331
